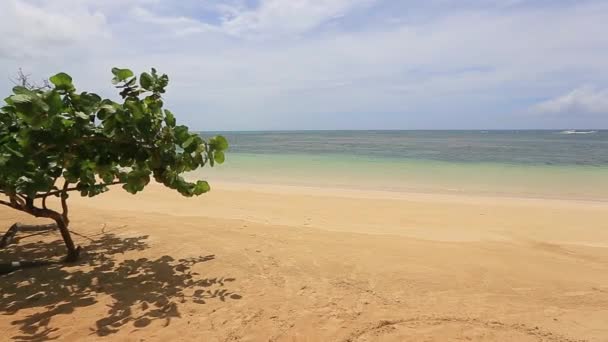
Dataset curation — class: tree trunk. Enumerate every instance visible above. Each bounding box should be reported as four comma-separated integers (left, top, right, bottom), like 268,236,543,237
53,217,80,262
0,193,80,262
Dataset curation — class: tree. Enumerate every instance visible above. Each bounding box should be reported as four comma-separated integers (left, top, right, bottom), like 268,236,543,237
0,67,228,262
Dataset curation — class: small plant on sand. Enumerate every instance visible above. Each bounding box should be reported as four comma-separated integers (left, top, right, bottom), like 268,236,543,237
0,68,227,261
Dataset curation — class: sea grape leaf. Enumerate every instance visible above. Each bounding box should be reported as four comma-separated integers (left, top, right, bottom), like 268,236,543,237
49,73,74,90
111,68,134,82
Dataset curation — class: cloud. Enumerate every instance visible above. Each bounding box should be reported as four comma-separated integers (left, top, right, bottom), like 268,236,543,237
126,0,375,38
129,7,218,36
218,0,375,37
532,86,608,115
0,0,108,59
0,0,608,129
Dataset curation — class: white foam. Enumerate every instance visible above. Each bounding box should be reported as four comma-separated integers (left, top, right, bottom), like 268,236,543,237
558,130,597,135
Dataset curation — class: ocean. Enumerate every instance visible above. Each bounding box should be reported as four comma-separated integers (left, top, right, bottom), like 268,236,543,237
193,130,608,200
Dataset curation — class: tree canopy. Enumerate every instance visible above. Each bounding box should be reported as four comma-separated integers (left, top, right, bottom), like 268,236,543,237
0,67,227,261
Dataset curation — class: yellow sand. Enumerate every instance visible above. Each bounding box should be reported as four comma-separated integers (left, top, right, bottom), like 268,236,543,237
1,182,608,341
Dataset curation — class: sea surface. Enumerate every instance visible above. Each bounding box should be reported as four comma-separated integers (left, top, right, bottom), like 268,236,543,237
193,130,608,200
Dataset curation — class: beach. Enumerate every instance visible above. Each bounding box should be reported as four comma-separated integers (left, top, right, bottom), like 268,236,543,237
1,0,606,338
1,181,608,341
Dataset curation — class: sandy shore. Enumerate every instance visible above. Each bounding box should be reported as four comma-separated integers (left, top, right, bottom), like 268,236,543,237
1,182,608,341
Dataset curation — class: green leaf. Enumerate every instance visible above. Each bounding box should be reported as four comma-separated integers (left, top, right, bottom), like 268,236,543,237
101,173,115,184
140,72,154,90
122,182,138,194
97,104,116,120
193,180,210,195
125,100,144,120
5,145,24,157
174,126,190,143
79,92,102,112
100,105,116,113
208,152,215,167
50,72,74,90
47,91,63,114
212,135,229,151
75,111,90,120
32,97,50,112
62,118,75,127
111,68,134,82
214,151,225,164
12,86,31,95
164,109,176,127
10,94,33,104
28,112,45,128
123,168,150,194
182,136,195,149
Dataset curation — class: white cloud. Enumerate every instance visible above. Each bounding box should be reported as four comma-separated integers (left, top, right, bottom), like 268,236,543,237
125,0,375,38
532,86,608,115
0,0,108,59
1,0,608,129
218,0,374,37
129,7,217,36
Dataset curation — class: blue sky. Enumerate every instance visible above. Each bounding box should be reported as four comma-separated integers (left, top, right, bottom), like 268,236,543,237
1,0,607,130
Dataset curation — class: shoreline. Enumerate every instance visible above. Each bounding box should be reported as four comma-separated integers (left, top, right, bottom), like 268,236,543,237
207,179,608,204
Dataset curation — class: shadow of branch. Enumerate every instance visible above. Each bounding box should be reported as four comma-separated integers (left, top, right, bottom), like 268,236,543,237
0,233,241,341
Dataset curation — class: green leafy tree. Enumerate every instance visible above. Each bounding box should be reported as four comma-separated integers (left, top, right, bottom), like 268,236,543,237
0,68,228,261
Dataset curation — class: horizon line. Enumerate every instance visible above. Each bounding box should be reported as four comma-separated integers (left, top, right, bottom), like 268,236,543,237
197,128,607,133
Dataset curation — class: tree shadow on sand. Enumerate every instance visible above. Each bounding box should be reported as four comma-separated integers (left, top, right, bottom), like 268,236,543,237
0,230,241,341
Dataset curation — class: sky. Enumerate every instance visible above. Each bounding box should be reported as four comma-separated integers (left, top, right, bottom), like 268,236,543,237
0,0,607,130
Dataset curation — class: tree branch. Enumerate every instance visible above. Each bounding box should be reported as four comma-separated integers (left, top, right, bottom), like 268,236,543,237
42,195,48,210
12,195,24,207
60,181,69,223
36,181,124,198
0,195,55,220
33,137,152,157
41,176,59,210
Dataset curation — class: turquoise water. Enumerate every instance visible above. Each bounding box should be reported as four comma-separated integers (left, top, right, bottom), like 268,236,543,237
192,131,608,200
